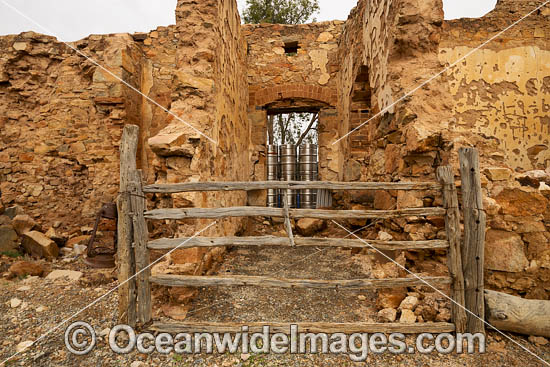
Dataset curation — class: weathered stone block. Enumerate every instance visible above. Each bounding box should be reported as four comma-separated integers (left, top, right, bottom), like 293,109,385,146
148,122,198,157
374,190,396,210
8,261,45,278
12,214,38,236
21,231,59,260
378,308,397,322
484,167,512,181
170,247,206,265
485,230,528,272
399,309,417,323
376,288,407,310
495,189,548,217
296,218,326,236
397,191,423,209
523,232,549,260
0,225,18,253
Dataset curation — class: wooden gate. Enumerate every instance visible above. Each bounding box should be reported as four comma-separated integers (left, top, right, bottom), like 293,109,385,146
117,125,485,335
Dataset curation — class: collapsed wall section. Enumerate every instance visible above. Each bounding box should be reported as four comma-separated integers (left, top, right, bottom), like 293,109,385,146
0,0,249,279
0,32,143,235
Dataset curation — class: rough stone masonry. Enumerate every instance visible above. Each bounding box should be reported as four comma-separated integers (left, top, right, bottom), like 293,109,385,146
0,0,548,298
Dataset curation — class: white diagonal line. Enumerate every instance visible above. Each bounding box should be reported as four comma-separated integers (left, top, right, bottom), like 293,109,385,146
0,0,218,145
333,0,550,145
331,220,550,366
0,221,218,366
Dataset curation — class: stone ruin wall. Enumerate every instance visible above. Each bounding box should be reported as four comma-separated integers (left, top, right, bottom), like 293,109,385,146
0,32,143,236
0,0,548,297
439,0,550,298
335,0,549,298
243,21,343,204
143,0,250,276
333,0,463,305
0,0,249,277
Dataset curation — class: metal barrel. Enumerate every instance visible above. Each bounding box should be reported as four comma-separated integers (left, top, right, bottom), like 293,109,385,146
298,144,318,209
266,144,279,180
266,145,279,207
279,144,297,208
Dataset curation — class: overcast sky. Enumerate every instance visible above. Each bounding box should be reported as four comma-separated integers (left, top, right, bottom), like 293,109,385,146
0,0,498,42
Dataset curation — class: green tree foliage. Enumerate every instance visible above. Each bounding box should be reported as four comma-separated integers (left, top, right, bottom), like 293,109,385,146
243,0,320,24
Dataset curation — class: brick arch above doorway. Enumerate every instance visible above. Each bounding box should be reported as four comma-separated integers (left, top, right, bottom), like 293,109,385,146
249,84,337,107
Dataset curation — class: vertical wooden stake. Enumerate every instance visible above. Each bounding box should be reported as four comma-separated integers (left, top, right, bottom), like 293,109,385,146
282,192,295,247
437,166,467,333
118,124,139,326
459,147,486,334
131,169,152,325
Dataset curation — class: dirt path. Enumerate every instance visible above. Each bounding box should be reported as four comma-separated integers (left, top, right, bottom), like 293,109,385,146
178,245,377,324
1,220,550,366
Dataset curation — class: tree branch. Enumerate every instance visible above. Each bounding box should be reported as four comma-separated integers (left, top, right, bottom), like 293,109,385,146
267,115,274,145
296,113,319,146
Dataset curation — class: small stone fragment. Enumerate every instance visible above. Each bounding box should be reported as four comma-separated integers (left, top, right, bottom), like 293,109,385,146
295,218,326,236
378,308,397,322
377,231,393,241
9,261,45,278
16,341,34,353
435,307,451,322
399,295,419,311
528,336,548,345
46,270,83,282
376,288,407,309
10,298,22,308
399,309,417,323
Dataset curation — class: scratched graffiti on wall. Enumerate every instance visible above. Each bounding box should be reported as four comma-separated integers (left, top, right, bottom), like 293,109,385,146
440,45,550,170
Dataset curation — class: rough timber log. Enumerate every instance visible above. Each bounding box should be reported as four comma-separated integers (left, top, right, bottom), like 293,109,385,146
485,290,550,338
144,207,446,220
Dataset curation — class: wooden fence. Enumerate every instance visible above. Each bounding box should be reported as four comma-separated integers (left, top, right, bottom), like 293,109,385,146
117,125,485,334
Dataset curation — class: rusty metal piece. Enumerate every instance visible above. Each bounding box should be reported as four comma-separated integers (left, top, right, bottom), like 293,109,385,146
83,254,116,268
85,202,117,269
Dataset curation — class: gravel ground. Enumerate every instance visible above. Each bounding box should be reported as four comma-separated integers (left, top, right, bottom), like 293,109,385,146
1,231,549,366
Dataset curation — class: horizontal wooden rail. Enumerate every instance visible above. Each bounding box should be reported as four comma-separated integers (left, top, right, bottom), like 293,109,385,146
150,274,451,290
144,207,446,220
150,321,456,334
143,181,442,193
148,236,449,251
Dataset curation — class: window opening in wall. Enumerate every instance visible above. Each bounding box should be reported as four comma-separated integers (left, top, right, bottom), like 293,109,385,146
267,112,318,146
284,41,300,56
265,111,320,209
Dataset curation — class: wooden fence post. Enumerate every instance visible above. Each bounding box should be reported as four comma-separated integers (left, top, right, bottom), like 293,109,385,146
131,169,152,325
437,166,467,333
459,147,486,334
117,124,139,326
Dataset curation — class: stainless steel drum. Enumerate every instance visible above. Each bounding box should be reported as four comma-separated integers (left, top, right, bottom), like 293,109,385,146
266,145,279,207
279,144,297,208
299,144,318,209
